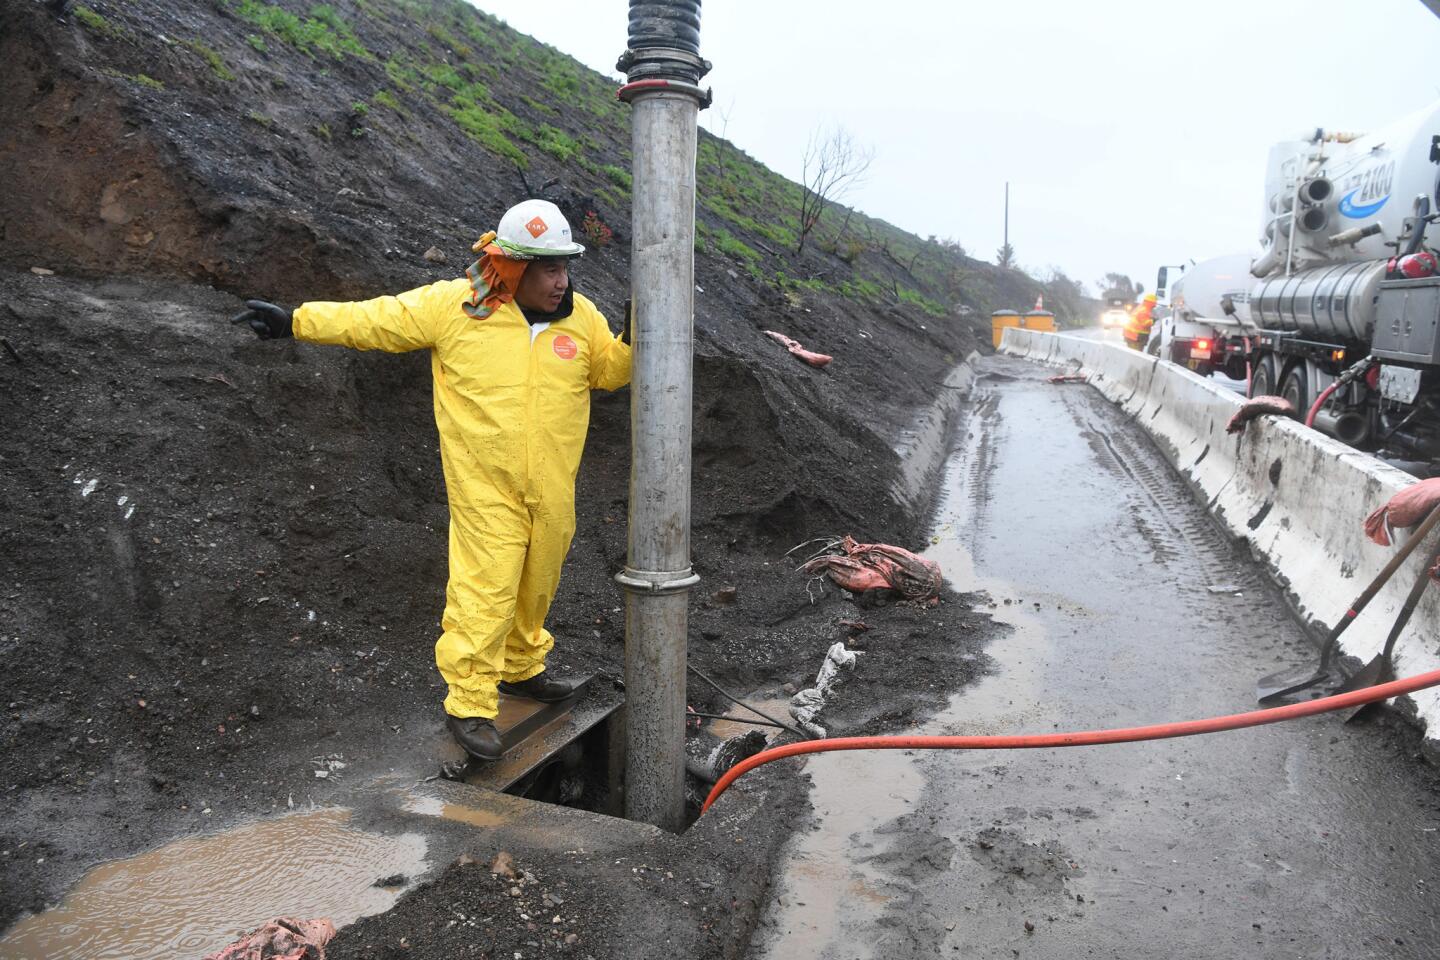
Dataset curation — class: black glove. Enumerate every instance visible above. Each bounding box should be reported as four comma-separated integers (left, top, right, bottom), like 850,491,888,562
230,300,293,340
621,298,632,346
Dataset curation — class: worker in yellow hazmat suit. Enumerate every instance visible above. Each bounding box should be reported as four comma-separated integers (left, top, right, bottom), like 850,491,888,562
231,200,632,761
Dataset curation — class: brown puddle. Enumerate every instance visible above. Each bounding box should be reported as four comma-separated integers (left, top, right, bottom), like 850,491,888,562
402,792,505,829
704,691,794,739
0,808,428,960
749,742,921,959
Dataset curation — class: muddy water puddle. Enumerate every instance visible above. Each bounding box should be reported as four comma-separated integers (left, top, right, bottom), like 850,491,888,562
747,742,921,959
402,791,506,829
704,692,794,739
0,809,428,960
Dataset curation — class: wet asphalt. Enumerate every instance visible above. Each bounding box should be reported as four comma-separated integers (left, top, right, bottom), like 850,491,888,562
748,353,1440,959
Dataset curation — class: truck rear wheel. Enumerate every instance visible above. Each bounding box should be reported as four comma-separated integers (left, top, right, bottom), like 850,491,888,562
1280,363,1310,416
1249,354,1277,398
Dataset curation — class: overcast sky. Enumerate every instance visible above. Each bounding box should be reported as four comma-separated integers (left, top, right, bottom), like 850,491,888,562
474,0,1440,295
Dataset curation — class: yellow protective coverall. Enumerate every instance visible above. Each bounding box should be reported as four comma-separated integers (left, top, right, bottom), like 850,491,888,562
293,279,632,719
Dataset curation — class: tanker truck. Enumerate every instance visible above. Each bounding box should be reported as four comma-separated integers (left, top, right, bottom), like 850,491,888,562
1169,99,1440,468
1153,254,1254,379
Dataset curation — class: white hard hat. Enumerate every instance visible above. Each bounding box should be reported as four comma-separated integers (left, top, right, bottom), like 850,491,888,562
493,199,585,259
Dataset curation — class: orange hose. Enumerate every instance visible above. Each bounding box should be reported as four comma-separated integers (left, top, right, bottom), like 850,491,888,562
700,666,1440,814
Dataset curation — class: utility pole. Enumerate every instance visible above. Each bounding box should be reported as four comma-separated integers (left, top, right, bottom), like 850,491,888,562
615,0,709,831
1004,181,1009,255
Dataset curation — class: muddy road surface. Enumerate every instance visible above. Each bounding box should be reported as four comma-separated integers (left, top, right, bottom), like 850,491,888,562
750,354,1440,959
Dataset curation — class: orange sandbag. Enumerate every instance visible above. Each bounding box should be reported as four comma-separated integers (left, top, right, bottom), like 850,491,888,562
1047,374,1087,384
1363,477,1440,546
800,535,942,604
764,330,832,368
1225,395,1296,434
203,918,336,960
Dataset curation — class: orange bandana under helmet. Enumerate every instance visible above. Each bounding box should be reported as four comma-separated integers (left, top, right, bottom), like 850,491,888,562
462,230,530,319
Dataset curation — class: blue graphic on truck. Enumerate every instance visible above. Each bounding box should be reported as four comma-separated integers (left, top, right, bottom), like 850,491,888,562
1339,189,1388,218
1338,160,1394,219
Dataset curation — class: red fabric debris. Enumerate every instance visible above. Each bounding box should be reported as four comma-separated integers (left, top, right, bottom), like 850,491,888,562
764,330,832,368
1047,374,1088,384
1225,395,1296,434
203,918,336,960
1363,477,1440,546
800,536,942,604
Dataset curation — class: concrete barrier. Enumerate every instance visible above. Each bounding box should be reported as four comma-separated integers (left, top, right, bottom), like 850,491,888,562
1001,328,1440,750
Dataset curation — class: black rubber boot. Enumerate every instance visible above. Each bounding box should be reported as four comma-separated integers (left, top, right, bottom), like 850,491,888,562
446,715,503,761
498,671,576,703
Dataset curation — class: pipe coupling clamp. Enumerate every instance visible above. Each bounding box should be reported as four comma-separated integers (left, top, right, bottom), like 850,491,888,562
615,567,701,594
616,77,712,108
616,46,711,84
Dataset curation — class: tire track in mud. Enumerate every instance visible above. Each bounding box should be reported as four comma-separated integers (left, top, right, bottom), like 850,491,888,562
1055,384,1306,660
958,357,1292,655
956,383,1002,555
1068,390,1237,585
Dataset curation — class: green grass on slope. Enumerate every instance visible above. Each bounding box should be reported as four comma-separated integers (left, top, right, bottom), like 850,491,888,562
204,0,1060,323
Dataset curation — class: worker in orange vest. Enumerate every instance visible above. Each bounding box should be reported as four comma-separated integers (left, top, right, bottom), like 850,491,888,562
1123,293,1158,351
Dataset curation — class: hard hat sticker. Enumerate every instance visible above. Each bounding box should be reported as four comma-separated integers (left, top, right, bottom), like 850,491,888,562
552,334,578,360
525,216,548,238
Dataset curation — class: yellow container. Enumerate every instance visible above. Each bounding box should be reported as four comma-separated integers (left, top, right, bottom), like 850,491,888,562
1023,309,1056,335
991,310,1022,348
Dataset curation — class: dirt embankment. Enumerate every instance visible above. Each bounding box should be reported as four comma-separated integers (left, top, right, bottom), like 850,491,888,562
0,261,991,952
2,1,1006,954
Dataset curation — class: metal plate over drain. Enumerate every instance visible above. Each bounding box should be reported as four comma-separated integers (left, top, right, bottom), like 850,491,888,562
438,674,624,793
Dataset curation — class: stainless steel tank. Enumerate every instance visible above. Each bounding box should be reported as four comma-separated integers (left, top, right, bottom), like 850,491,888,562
1249,260,1385,342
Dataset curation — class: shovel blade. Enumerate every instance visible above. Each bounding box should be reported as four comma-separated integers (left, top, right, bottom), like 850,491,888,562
1338,657,1396,723
1256,663,1338,705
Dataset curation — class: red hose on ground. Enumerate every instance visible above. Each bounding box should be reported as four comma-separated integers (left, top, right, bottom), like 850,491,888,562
700,667,1440,814
1305,380,1341,428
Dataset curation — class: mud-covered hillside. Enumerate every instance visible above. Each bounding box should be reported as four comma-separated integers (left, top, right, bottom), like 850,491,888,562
0,0,1007,945
3,0,1064,324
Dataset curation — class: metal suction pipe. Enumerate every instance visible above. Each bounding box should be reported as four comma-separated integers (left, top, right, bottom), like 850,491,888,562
1311,407,1371,445
1298,177,1333,206
615,0,709,832
1297,205,1329,234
